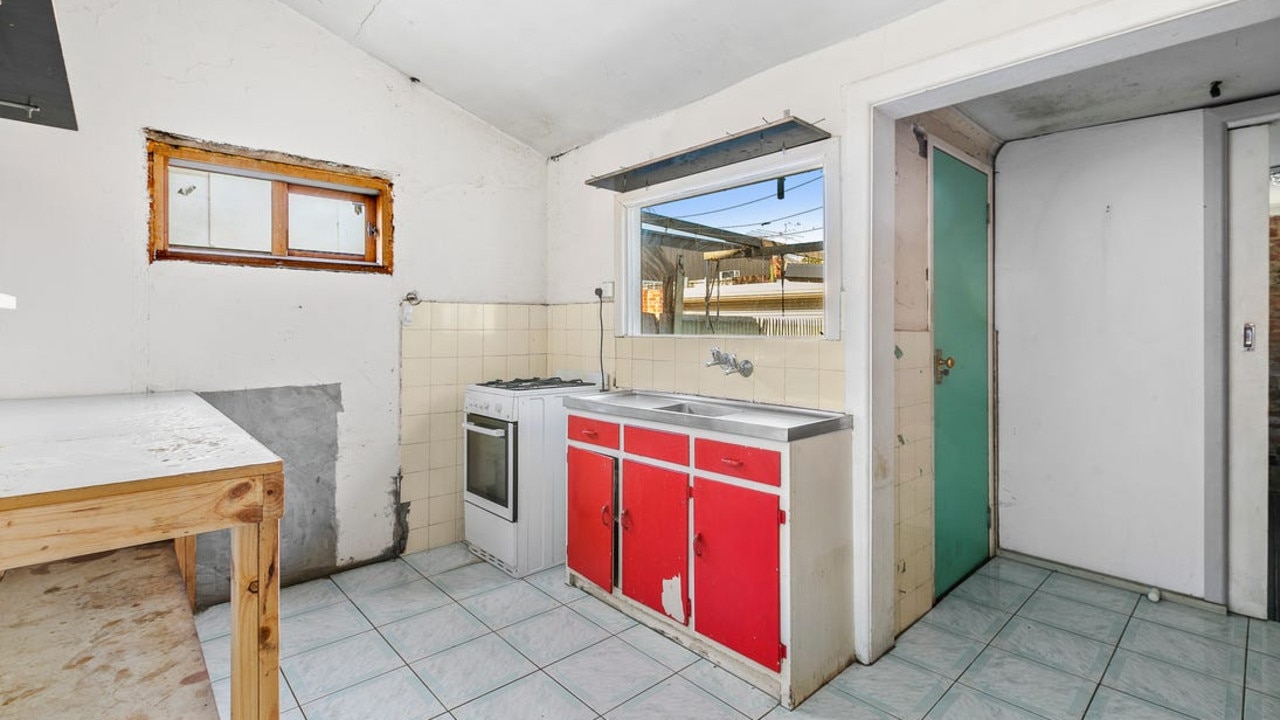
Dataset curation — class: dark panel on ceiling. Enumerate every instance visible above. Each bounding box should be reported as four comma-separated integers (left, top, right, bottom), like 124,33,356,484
0,0,77,131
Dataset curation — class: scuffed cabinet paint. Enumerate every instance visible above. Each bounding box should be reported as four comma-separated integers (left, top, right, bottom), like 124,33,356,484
661,574,686,623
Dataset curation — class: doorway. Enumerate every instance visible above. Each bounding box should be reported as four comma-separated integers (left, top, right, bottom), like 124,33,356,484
931,146,993,597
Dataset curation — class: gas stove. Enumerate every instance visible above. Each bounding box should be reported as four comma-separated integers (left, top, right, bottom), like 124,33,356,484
462,375,598,577
476,376,595,392
465,377,598,420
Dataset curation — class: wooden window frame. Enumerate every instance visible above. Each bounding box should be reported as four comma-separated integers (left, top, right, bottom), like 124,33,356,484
148,139,393,274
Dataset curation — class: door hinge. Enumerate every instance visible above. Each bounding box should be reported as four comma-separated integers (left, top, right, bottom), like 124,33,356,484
778,509,787,525
987,505,992,529
986,202,992,226
779,643,788,661
684,597,692,622
687,485,694,499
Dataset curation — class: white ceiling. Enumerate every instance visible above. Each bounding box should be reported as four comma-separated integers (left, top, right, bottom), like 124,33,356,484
278,0,946,156
956,17,1280,141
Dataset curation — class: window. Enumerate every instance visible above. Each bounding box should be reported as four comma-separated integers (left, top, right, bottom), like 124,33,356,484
147,135,393,273
620,140,839,338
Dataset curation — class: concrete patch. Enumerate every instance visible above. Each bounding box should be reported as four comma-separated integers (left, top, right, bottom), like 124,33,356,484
195,385,341,606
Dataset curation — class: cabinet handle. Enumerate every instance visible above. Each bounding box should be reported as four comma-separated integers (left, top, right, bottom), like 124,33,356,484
600,504,612,527
581,428,598,438
693,533,705,557
620,509,632,531
720,457,743,468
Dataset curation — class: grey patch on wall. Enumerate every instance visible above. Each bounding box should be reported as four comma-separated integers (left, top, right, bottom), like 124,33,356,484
194,385,342,607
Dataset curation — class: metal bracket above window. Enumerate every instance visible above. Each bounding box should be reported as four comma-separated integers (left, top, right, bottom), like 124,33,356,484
586,116,830,193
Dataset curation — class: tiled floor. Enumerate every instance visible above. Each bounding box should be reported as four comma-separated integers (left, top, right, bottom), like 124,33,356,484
196,550,1280,720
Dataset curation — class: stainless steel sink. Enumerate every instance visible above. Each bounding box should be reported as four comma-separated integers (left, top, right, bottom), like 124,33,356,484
655,401,739,418
563,390,852,442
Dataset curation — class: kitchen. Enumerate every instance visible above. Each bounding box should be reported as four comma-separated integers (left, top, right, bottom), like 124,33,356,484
3,0,1280,719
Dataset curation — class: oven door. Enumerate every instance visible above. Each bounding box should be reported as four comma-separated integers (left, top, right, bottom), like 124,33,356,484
463,413,517,522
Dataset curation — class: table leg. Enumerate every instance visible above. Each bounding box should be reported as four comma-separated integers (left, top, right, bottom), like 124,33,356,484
230,520,281,720
174,535,198,610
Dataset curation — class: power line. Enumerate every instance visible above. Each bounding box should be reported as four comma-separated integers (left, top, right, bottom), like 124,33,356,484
670,174,822,220
720,205,821,230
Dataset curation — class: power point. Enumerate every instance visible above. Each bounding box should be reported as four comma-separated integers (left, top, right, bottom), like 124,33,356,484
593,287,603,298
600,281,615,300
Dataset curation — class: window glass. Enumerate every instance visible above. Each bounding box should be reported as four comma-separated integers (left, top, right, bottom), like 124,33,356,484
288,191,369,256
637,169,824,336
167,167,272,253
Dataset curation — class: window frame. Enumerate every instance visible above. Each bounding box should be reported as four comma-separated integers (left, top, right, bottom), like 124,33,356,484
617,139,841,339
148,139,393,274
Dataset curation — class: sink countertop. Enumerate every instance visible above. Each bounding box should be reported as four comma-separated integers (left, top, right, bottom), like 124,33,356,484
563,390,853,442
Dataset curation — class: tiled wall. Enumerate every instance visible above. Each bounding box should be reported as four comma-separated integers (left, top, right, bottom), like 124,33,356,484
400,303,549,553
550,302,844,410
894,330,935,629
401,300,846,554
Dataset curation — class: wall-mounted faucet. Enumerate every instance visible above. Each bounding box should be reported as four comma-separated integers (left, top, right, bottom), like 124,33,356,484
704,346,753,377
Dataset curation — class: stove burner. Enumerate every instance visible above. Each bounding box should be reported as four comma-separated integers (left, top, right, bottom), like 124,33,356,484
478,376,595,391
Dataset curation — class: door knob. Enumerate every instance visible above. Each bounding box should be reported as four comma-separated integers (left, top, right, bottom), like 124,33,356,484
934,349,956,385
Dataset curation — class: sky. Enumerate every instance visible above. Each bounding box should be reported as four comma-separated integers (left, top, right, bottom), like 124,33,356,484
644,169,824,248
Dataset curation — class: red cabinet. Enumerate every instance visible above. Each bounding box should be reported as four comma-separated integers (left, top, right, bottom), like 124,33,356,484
567,446,615,591
694,438,781,487
569,415,620,449
620,461,689,624
625,426,689,465
693,476,782,671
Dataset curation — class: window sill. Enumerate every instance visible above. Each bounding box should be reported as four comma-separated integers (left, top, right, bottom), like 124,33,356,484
153,248,391,275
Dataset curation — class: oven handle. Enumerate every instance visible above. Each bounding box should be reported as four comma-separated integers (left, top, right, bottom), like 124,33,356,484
462,422,507,438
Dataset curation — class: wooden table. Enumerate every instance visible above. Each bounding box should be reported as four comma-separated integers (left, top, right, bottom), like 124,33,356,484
0,392,284,720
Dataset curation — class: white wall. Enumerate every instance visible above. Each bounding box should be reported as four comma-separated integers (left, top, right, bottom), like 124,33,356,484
994,111,1212,596
0,0,546,565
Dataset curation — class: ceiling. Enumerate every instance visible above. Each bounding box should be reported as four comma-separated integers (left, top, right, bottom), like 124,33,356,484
957,17,1280,141
278,0,946,156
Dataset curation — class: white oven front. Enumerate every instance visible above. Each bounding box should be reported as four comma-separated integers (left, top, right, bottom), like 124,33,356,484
462,413,517,522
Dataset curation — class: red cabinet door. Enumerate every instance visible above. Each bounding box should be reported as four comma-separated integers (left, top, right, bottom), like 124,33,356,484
692,477,781,671
567,446,615,591
621,461,689,624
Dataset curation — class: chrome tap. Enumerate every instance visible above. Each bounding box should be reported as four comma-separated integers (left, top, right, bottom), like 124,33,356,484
704,347,727,367
721,354,754,378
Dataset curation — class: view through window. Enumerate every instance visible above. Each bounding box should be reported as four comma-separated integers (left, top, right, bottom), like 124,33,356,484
638,169,824,336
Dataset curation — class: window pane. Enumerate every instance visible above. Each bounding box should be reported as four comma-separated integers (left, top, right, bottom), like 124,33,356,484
288,192,368,256
167,167,272,253
167,167,210,248
639,169,824,337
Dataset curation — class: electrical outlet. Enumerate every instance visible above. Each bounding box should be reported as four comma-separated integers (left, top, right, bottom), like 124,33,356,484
600,281,615,300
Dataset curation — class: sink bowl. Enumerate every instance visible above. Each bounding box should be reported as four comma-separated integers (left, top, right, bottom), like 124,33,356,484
563,390,852,442
655,402,739,418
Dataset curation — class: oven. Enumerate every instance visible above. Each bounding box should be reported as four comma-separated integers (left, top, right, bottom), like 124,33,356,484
463,413,517,522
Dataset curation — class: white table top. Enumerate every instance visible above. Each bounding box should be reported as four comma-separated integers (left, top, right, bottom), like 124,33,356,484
0,391,281,501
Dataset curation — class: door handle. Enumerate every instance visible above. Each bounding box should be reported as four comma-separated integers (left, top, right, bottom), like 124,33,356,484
620,508,632,531
462,422,506,438
934,349,956,385
600,504,612,528
1244,323,1256,351
581,428,599,438
693,533,705,557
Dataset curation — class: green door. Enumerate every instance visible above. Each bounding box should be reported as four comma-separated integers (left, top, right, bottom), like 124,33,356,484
932,148,991,597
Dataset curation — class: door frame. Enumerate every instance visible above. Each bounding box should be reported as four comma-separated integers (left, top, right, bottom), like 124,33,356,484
927,138,998,572
1214,94,1280,616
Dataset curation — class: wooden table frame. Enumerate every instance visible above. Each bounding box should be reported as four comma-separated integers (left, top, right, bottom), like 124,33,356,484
0,394,285,720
